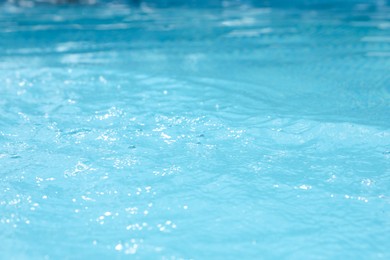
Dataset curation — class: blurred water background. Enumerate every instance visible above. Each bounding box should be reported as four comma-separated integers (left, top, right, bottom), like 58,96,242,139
0,0,390,258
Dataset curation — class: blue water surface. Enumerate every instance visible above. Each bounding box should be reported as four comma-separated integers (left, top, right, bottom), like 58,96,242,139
1,0,390,258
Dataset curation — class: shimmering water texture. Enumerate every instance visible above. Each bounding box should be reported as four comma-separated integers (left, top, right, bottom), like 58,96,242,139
1,0,390,258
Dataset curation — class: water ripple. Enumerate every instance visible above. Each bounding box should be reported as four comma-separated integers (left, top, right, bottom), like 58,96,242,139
1,0,390,258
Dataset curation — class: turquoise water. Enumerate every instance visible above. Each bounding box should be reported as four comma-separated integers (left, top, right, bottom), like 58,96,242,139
1,0,390,258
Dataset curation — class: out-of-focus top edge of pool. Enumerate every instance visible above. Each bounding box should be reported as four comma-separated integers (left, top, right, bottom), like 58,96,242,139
1,0,389,9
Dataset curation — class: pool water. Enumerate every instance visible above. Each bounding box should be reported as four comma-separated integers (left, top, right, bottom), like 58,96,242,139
1,0,390,258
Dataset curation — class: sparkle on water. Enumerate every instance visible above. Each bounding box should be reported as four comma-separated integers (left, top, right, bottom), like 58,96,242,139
1,0,390,258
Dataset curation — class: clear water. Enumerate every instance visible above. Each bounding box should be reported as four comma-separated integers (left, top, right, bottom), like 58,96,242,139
1,0,390,258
